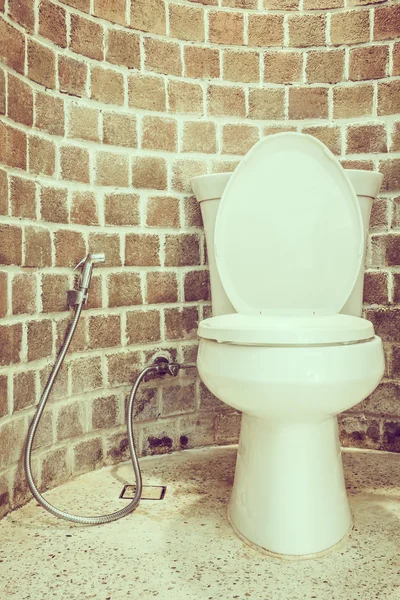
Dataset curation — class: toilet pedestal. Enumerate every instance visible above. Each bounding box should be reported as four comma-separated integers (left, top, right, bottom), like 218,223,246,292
228,414,352,557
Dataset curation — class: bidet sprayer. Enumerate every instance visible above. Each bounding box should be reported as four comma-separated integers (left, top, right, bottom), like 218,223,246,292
68,253,105,306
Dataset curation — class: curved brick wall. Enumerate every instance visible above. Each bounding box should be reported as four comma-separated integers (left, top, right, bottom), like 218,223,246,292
0,0,399,518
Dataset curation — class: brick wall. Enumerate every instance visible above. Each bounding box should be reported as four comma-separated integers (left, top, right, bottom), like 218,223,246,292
0,0,399,519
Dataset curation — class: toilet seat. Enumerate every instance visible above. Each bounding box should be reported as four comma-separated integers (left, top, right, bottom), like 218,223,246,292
214,133,364,317
198,313,374,346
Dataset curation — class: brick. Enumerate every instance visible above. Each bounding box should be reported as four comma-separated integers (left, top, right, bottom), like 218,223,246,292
125,234,160,266
182,121,217,154
183,196,202,228
178,414,216,450
104,193,139,227
29,136,55,176
346,124,387,154
363,271,388,305
7,75,33,127
0,272,7,318
382,420,400,453
131,0,166,34
215,412,241,444
92,395,119,430
0,168,7,215
330,10,370,46
24,226,51,267
71,355,102,394
302,126,341,156
288,14,326,48
126,310,161,344
35,92,65,136
172,159,207,193
28,40,55,89
264,51,302,84
146,196,180,228
168,81,203,115
374,5,400,41
199,381,225,412
338,415,380,451
165,234,201,267
60,145,90,183
0,121,27,170
248,14,284,48
289,87,329,120
132,156,167,190
90,67,124,105
370,234,398,266
41,273,69,313
184,270,210,301
54,229,86,268
162,384,196,416
86,275,102,310
107,29,140,69
93,0,126,25
169,4,204,41
355,381,400,417
102,112,137,148
222,0,257,6
95,151,129,187
71,191,99,226
106,350,142,387
41,447,69,491
39,362,68,401
14,371,35,412
304,0,343,7
146,272,178,304
0,376,7,420
333,84,373,119
222,50,260,83
88,314,121,349
392,273,400,304
0,69,4,115
392,123,400,153
0,417,26,468
56,316,86,353
0,225,22,265
128,74,166,112
68,104,99,142
248,88,285,120
184,46,219,80
56,402,84,441
108,272,142,307
89,232,121,267
370,198,388,230
27,319,52,361
40,187,68,223
10,176,36,219
378,81,400,117
306,49,345,84
394,42,400,76
165,306,198,340
12,273,36,315
61,0,90,10
349,45,389,81
0,19,25,74
379,159,400,193
70,14,103,61
142,116,177,152
144,38,182,77
9,0,34,30
58,56,87,97
129,386,158,423
141,423,176,455
209,11,244,45
263,0,298,7
207,85,245,117
39,0,67,47
222,124,259,155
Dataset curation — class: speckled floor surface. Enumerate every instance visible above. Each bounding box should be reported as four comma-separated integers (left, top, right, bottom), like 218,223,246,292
0,446,399,600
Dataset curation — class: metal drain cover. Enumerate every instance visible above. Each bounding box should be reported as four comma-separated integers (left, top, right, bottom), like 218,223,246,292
120,485,166,501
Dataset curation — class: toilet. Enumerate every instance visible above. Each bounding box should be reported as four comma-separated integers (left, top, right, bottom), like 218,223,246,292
191,133,385,558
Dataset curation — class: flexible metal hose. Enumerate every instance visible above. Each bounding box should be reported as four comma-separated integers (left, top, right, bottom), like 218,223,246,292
23,302,153,525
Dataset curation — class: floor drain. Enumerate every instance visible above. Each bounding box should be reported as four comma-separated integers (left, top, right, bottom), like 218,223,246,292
120,485,167,501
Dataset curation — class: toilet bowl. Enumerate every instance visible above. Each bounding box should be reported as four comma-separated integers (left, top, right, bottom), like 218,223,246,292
191,133,385,557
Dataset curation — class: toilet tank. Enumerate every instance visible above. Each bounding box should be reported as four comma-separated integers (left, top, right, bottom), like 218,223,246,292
191,169,383,319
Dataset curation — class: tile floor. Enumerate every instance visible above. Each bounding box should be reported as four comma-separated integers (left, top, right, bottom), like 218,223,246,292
0,446,399,600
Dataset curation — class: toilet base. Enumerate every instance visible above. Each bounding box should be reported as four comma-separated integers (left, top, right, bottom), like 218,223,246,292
228,414,352,556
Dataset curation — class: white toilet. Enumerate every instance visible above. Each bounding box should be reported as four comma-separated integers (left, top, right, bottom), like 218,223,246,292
191,133,385,558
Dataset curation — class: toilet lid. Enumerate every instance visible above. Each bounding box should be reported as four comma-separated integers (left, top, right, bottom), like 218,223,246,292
214,133,364,316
